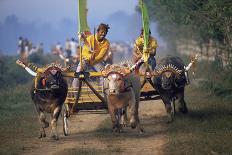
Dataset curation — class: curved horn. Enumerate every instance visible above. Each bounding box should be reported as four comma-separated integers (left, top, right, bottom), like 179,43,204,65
16,60,26,68
185,54,200,71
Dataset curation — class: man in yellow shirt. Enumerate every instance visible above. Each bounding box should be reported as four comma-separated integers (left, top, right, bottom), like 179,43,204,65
133,28,158,70
72,23,110,87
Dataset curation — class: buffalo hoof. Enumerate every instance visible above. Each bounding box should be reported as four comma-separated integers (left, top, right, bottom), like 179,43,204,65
38,133,46,139
121,123,127,127
112,128,119,133
166,114,173,123
179,107,188,114
112,125,122,133
139,128,145,133
118,128,123,133
130,122,137,129
120,120,127,127
51,135,59,140
112,126,117,132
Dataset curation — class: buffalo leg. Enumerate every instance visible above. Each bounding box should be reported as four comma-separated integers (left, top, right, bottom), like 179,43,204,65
128,97,137,129
116,109,123,132
50,106,61,140
38,111,48,138
120,108,127,127
108,103,118,132
161,96,173,123
134,100,144,133
176,91,188,114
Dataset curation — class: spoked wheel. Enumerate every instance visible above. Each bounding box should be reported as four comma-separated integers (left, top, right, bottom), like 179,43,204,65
62,104,69,136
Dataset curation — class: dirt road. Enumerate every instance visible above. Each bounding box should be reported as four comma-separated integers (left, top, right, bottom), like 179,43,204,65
24,100,168,155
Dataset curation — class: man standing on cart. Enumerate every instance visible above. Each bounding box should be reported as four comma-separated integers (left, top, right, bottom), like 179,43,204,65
133,28,158,71
72,23,110,87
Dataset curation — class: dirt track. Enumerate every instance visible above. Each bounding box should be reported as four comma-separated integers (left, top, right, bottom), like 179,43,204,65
24,100,168,155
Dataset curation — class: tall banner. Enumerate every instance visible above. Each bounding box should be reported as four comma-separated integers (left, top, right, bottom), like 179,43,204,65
78,0,90,33
140,0,150,63
78,0,90,68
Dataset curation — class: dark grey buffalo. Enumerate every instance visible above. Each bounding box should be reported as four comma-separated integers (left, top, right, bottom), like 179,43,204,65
31,65,68,140
153,56,188,122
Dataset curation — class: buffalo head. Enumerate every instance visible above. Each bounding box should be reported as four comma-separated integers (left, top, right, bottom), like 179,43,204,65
106,72,125,95
102,64,131,95
41,67,64,90
155,63,186,90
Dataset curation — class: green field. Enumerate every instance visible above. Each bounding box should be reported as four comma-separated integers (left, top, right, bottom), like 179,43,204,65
165,86,232,155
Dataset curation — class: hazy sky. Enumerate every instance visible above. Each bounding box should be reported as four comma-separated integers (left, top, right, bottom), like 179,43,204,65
0,0,138,25
0,0,163,54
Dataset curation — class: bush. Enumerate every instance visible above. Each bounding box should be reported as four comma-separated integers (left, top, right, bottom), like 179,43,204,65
197,59,232,97
0,55,32,89
0,53,59,90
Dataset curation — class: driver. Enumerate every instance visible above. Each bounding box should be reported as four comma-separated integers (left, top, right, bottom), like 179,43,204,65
133,28,158,71
72,23,110,87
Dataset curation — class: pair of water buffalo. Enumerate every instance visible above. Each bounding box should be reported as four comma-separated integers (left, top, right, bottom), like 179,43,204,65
102,55,189,132
22,55,189,140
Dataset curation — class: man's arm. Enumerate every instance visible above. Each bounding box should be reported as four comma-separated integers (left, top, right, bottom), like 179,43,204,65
91,46,109,65
133,43,143,57
80,33,93,53
149,38,158,56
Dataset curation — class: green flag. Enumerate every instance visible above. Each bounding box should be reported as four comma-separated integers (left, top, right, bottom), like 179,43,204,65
140,0,150,63
78,0,90,69
78,0,90,33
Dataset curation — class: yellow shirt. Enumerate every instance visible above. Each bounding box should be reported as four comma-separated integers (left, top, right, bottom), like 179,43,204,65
82,35,110,65
134,36,158,55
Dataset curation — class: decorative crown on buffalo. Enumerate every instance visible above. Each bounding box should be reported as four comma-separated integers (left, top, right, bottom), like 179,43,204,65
44,63,70,72
156,64,183,75
102,64,131,77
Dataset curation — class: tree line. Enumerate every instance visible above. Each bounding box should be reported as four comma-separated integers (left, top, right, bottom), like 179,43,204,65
144,0,232,65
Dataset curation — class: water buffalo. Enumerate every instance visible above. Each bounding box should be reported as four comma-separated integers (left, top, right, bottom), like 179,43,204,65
102,64,143,132
31,64,68,140
153,56,188,122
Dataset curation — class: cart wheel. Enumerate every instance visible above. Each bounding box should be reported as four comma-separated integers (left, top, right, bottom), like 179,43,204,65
62,106,69,136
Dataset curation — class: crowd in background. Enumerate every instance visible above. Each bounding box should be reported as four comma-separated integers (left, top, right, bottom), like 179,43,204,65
17,36,133,66
50,39,132,66
17,36,44,62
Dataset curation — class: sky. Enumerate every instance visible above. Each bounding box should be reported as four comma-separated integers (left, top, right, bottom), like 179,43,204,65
0,0,137,24
0,0,161,54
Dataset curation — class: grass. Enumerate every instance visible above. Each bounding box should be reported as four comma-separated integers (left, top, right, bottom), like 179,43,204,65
0,83,38,155
165,86,232,155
